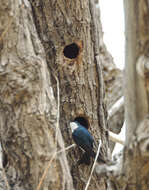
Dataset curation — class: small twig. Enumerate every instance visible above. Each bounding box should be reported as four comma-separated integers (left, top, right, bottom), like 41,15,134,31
57,144,76,154
36,144,75,190
55,76,60,148
107,96,125,145
36,152,57,190
84,140,102,190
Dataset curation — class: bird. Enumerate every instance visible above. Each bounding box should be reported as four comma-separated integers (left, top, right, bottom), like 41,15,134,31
70,120,105,165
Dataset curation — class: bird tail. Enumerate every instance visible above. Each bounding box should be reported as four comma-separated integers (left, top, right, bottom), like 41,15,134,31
78,151,105,165
77,152,91,165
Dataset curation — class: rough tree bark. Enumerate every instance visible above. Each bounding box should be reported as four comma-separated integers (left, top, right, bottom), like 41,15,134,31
0,1,73,189
0,0,109,190
123,0,149,189
96,1,149,190
101,48,124,151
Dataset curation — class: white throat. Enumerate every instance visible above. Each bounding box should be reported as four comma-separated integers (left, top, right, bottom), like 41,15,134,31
70,122,78,133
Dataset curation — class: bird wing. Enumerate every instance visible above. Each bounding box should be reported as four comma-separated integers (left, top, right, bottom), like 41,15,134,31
72,127,106,163
72,127,94,151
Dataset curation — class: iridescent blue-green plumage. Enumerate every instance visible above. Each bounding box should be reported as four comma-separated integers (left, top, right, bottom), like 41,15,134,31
72,121,94,151
71,121,105,164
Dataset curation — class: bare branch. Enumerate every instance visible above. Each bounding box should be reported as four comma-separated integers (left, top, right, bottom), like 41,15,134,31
109,131,124,145
57,144,76,154
36,143,76,190
108,97,124,120
107,97,125,145
36,152,57,190
85,140,102,190
55,75,60,148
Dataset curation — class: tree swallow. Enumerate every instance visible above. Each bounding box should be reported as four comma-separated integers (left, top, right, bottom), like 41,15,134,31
70,121,105,165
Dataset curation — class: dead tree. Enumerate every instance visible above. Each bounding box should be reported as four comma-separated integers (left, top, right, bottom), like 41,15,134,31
0,1,109,190
96,1,149,189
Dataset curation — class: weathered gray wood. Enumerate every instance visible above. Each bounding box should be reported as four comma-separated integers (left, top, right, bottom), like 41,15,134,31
28,0,109,189
96,1,149,190
0,0,109,189
123,1,149,189
0,0,73,189
124,0,149,144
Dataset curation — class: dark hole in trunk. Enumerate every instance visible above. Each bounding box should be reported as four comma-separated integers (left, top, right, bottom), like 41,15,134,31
74,116,89,129
63,43,79,59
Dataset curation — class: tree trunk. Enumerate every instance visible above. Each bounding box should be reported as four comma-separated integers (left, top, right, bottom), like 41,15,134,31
0,0,109,190
123,0,149,189
96,1,149,190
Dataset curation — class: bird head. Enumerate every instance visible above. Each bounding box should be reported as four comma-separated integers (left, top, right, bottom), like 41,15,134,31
70,121,79,133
